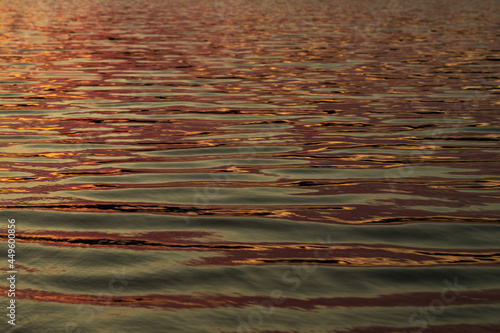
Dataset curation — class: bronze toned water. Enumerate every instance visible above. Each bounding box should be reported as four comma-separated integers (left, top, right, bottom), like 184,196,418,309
1,0,499,332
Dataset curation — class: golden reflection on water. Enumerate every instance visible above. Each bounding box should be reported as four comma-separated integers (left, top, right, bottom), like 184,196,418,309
0,0,500,332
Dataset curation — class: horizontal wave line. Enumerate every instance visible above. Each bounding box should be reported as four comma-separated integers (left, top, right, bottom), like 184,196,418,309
3,233,499,267
2,287,499,311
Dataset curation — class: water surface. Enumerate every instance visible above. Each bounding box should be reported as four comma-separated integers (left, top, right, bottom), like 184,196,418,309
1,1,499,332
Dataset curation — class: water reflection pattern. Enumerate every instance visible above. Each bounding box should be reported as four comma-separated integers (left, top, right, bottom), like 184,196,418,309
0,1,499,332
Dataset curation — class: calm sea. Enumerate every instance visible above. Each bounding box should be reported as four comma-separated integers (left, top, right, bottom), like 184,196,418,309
1,0,499,332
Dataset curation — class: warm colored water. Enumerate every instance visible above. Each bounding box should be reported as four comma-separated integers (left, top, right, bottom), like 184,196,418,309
1,1,500,332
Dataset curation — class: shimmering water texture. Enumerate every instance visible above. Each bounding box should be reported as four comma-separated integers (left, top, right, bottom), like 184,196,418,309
1,0,500,332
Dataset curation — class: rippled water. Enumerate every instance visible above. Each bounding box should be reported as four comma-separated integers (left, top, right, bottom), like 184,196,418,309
1,0,500,332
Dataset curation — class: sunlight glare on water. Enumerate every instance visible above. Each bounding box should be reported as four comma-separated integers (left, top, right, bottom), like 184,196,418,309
0,0,499,332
